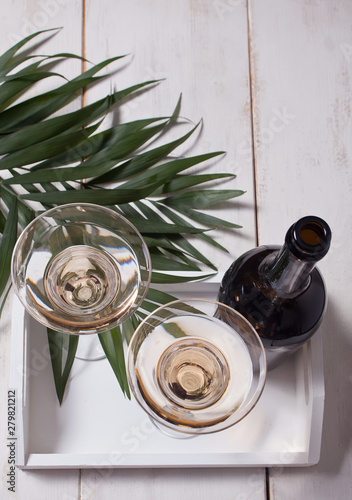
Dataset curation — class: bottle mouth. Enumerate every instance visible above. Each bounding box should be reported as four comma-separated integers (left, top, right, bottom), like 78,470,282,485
286,216,331,261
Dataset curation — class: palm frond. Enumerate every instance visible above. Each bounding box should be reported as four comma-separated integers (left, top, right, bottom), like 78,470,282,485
0,31,244,404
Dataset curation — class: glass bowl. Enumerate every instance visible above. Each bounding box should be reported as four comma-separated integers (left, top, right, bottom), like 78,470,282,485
127,298,266,436
11,203,151,335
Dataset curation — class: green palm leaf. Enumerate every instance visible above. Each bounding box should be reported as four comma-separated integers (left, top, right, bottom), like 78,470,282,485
161,189,245,209
0,28,58,76
4,118,167,178
98,327,130,398
152,172,234,195
47,329,79,405
150,252,201,272
87,122,203,185
0,31,245,406
0,96,109,154
151,271,215,284
175,206,243,229
0,122,102,170
0,71,65,109
0,193,17,296
0,77,103,133
119,152,225,191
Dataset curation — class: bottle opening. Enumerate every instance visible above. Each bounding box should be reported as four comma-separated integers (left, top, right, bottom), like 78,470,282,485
299,222,325,247
286,216,331,261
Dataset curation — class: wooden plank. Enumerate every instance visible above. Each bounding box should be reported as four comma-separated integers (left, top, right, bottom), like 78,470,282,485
82,0,265,498
81,468,266,500
83,0,258,274
0,1,82,498
249,0,352,498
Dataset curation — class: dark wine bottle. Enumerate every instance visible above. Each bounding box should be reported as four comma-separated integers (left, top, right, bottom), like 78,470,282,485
218,216,332,369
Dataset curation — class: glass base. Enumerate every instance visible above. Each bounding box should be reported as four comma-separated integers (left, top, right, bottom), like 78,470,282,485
150,418,197,439
75,335,105,361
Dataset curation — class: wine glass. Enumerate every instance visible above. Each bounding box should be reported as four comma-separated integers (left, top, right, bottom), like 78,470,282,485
127,298,267,437
11,203,151,358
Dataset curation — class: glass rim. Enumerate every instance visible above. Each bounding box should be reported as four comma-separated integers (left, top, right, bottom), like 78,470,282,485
128,296,266,353
127,296,267,435
11,202,152,334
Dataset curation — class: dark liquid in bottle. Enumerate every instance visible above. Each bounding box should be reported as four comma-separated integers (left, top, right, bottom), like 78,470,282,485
218,245,326,350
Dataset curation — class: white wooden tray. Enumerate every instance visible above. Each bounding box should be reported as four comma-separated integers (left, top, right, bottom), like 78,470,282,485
10,282,324,469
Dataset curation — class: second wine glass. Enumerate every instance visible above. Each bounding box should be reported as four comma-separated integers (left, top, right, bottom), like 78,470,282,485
11,203,151,339
127,298,267,437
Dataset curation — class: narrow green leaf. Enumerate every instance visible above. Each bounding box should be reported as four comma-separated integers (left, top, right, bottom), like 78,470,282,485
19,194,207,235
120,153,225,191
47,329,79,405
31,52,87,63
169,234,217,271
145,287,178,305
154,202,228,259
0,208,6,233
0,28,59,74
143,234,192,252
95,120,168,163
74,55,126,80
8,118,168,182
89,122,203,185
134,203,217,270
116,202,144,220
0,52,87,84
150,253,201,272
177,207,243,229
140,296,205,319
2,54,126,129
0,52,127,130
153,173,234,195
0,195,17,296
161,189,245,209
151,272,215,284
30,128,113,171
144,233,217,271
163,323,187,338
18,184,151,205
98,327,130,398
0,55,42,82
1,122,101,171
124,220,207,235
154,194,229,259
0,184,35,228
0,283,12,319
60,336,79,400
22,81,161,172
3,58,46,79
0,79,159,155
161,245,201,269
120,316,140,345
0,72,64,110
195,232,230,253
130,200,207,234
134,199,165,222
0,96,109,154
0,76,104,133
137,299,165,315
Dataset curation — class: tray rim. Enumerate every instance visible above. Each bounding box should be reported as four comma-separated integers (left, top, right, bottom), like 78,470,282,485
10,282,325,469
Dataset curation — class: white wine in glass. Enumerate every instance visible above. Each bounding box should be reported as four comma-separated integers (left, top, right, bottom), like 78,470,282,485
127,298,266,437
11,203,151,357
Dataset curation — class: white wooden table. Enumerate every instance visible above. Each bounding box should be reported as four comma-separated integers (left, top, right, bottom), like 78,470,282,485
1,1,351,498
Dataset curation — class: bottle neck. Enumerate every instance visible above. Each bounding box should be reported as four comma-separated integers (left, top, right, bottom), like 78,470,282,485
261,244,316,297
260,216,331,298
